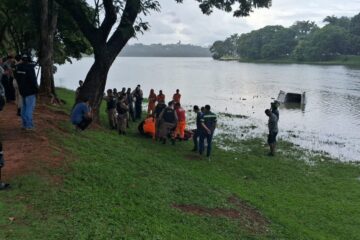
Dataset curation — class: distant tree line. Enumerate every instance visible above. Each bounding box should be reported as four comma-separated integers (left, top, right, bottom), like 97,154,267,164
120,43,211,57
210,13,360,61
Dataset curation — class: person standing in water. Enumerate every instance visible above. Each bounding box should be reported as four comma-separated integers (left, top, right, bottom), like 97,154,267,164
172,89,181,104
265,109,279,156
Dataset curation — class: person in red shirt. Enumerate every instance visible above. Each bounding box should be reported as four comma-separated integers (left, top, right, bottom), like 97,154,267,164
157,90,165,103
173,89,181,104
174,102,186,139
147,89,157,116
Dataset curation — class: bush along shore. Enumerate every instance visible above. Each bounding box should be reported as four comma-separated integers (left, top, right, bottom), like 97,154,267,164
0,88,360,239
218,55,360,66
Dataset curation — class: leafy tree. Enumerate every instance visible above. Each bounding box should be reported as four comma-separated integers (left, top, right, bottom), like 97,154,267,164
290,21,318,39
324,16,351,30
210,34,239,59
350,13,360,36
293,25,352,61
261,28,296,59
0,0,38,54
0,0,91,97
210,41,226,59
236,25,295,59
54,0,272,121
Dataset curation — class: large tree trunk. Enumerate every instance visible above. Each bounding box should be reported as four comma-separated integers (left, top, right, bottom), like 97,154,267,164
77,48,120,123
56,0,141,122
39,0,58,98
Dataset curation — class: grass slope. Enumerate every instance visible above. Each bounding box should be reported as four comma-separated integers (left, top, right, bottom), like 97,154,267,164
1,88,360,239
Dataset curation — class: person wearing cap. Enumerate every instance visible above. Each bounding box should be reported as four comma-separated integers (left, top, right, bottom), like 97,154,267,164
172,89,181,104
132,84,143,120
14,54,38,130
157,101,178,145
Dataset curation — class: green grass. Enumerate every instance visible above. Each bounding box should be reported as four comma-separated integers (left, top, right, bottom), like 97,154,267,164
1,88,360,239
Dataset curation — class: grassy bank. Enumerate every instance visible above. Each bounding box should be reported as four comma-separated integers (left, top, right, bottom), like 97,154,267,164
1,88,360,239
220,55,360,66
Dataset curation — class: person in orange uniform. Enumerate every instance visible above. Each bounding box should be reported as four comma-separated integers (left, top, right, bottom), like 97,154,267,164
174,102,186,140
147,89,157,116
138,115,156,139
157,90,165,103
173,89,181,104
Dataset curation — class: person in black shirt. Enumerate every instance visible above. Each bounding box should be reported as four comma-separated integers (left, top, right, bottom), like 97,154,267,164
199,105,217,159
105,89,117,129
154,101,166,140
158,101,178,144
75,80,83,102
132,85,143,120
14,54,38,130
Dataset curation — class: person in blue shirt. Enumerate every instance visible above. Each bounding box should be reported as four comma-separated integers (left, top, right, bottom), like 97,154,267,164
71,96,93,131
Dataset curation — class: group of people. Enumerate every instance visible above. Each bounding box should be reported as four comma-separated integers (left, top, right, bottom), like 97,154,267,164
70,85,218,159
70,84,145,133
0,53,38,190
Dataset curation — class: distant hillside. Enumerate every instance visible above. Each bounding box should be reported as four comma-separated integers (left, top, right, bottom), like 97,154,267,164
119,43,212,57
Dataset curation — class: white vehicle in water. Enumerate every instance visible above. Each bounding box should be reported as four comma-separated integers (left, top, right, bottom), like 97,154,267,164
277,90,306,105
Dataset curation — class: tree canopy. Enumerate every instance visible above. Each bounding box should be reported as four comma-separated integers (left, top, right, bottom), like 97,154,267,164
211,12,360,61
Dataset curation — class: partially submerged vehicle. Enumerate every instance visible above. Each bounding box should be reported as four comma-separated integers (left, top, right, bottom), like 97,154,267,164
277,90,306,105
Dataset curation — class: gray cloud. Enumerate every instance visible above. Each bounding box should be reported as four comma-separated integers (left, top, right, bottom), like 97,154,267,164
130,0,360,45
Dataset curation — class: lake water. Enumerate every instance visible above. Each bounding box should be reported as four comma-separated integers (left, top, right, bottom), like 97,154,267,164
55,57,360,162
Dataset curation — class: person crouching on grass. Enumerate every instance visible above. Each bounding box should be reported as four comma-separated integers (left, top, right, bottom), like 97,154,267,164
265,109,279,156
71,96,93,131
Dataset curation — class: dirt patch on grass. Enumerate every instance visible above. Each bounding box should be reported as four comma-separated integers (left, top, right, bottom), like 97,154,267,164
0,102,70,181
184,154,203,161
173,195,270,235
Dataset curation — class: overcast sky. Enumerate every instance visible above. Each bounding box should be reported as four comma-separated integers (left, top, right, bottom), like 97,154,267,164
128,0,360,46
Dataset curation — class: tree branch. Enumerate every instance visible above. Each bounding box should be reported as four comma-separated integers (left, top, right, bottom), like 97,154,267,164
107,0,141,53
54,0,98,47
98,0,117,43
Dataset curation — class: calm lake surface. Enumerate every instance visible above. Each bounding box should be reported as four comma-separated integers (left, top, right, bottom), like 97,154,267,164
55,57,360,162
